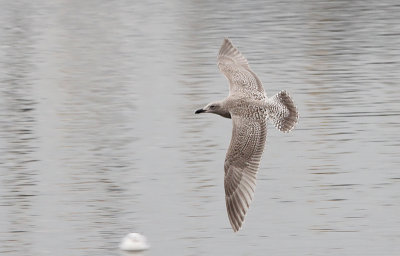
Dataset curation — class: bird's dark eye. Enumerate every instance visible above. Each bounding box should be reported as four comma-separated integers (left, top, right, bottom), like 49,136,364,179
210,105,216,109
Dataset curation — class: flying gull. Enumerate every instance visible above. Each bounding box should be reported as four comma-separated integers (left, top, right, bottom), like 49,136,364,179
195,38,298,232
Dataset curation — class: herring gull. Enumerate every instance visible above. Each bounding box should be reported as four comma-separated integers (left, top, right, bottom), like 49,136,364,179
195,38,298,232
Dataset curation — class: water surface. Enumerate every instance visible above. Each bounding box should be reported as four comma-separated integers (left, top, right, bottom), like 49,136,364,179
1,1,400,255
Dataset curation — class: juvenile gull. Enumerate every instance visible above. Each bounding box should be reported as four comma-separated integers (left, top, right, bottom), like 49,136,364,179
195,39,298,232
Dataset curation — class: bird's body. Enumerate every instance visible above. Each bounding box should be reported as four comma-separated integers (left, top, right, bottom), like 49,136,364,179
195,39,298,232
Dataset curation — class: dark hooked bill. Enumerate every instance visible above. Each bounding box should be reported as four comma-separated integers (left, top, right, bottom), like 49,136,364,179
195,109,205,114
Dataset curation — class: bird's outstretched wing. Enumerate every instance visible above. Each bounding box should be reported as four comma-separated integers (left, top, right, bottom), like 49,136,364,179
218,39,266,100
224,114,267,232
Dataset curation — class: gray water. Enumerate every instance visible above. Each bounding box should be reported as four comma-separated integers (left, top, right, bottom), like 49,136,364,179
1,0,400,255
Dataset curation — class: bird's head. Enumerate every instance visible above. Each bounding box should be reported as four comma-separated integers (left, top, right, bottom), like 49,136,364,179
195,101,231,119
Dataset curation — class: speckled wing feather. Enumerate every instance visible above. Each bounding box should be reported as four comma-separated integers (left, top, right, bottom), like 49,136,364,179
218,39,266,100
224,115,267,232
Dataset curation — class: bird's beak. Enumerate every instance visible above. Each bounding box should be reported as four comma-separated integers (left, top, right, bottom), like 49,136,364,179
195,108,205,114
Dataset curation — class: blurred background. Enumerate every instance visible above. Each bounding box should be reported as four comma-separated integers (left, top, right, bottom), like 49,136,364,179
1,0,400,255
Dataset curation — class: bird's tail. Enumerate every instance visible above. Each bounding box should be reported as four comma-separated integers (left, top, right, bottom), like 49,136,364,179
267,90,298,132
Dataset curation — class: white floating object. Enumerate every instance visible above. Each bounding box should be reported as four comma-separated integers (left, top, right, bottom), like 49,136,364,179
119,233,150,251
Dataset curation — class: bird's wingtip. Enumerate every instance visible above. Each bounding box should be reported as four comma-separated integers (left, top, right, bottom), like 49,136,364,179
223,37,232,45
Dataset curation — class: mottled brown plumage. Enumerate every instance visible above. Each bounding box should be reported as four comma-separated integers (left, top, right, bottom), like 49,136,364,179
195,39,298,232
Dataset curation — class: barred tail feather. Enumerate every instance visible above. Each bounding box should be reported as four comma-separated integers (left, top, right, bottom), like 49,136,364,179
267,90,298,132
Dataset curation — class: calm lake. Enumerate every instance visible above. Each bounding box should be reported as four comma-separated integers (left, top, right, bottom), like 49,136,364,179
1,0,399,255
